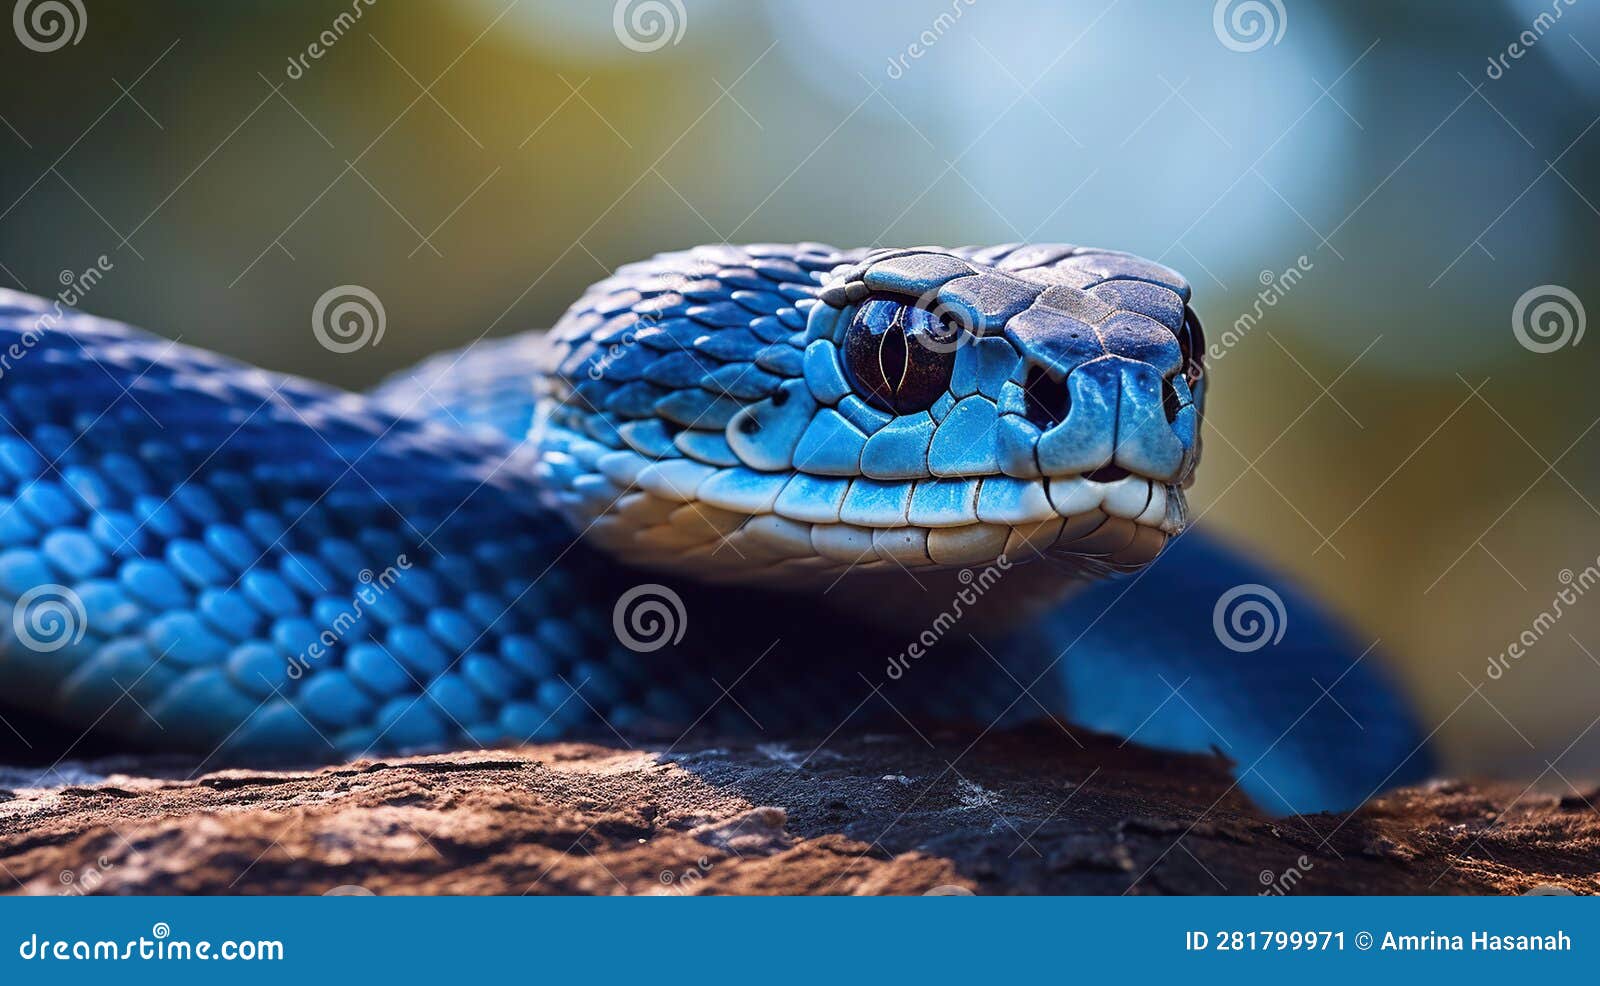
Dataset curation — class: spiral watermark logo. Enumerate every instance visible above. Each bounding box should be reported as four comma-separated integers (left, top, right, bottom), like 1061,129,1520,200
1213,0,1286,53
13,0,85,52
1511,284,1584,354
1212,583,1287,653
910,285,978,355
612,0,686,53
151,922,171,940
612,583,687,653
312,284,386,354
12,584,86,653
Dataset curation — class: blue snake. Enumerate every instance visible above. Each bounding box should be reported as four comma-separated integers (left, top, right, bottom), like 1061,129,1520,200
0,243,1431,814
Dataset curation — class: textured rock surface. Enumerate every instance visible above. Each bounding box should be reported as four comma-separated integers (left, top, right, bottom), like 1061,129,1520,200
0,727,1595,895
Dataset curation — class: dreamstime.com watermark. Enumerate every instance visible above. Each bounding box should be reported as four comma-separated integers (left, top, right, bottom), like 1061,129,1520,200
1212,583,1287,654
1511,284,1584,354
884,0,977,80
1207,255,1312,362
1485,0,1578,80
658,856,713,894
586,312,662,380
612,583,687,653
12,0,86,52
1212,0,1286,53
285,556,411,679
0,256,114,381
312,284,386,354
18,925,284,962
1259,855,1314,895
56,856,116,897
284,0,376,80
885,556,1011,681
1486,554,1600,681
612,0,686,53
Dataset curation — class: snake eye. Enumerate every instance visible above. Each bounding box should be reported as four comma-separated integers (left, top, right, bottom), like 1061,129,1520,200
840,298,957,414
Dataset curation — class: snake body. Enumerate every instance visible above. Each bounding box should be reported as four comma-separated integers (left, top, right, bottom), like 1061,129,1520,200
0,243,1430,813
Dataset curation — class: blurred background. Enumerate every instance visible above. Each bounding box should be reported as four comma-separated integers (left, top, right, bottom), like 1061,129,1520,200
1,0,1597,781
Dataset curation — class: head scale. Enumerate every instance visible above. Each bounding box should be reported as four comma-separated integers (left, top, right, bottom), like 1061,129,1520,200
532,243,1205,583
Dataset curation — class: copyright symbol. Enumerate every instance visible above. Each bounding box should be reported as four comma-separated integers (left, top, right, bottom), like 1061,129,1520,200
1355,930,1373,950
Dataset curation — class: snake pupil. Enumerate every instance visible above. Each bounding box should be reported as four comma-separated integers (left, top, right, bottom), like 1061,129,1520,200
878,319,909,396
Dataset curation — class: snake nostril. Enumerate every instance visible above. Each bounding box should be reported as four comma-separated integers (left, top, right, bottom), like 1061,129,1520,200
1022,366,1071,429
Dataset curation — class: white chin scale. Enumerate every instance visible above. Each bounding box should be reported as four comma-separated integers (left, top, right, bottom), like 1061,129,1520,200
533,422,1183,581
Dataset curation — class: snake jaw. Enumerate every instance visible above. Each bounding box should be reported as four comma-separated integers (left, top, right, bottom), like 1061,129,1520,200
535,243,1204,583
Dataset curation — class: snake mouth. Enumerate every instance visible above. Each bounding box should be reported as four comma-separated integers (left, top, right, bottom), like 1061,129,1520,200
577,452,1188,579
716,470,1186,575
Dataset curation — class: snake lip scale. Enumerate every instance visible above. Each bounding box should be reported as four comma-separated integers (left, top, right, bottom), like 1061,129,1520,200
0,241,1430,815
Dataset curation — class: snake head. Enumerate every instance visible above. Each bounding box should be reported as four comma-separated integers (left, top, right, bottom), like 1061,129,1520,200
535,243,1204,581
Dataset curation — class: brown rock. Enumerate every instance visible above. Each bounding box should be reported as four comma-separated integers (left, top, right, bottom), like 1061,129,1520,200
1,727,1596,895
